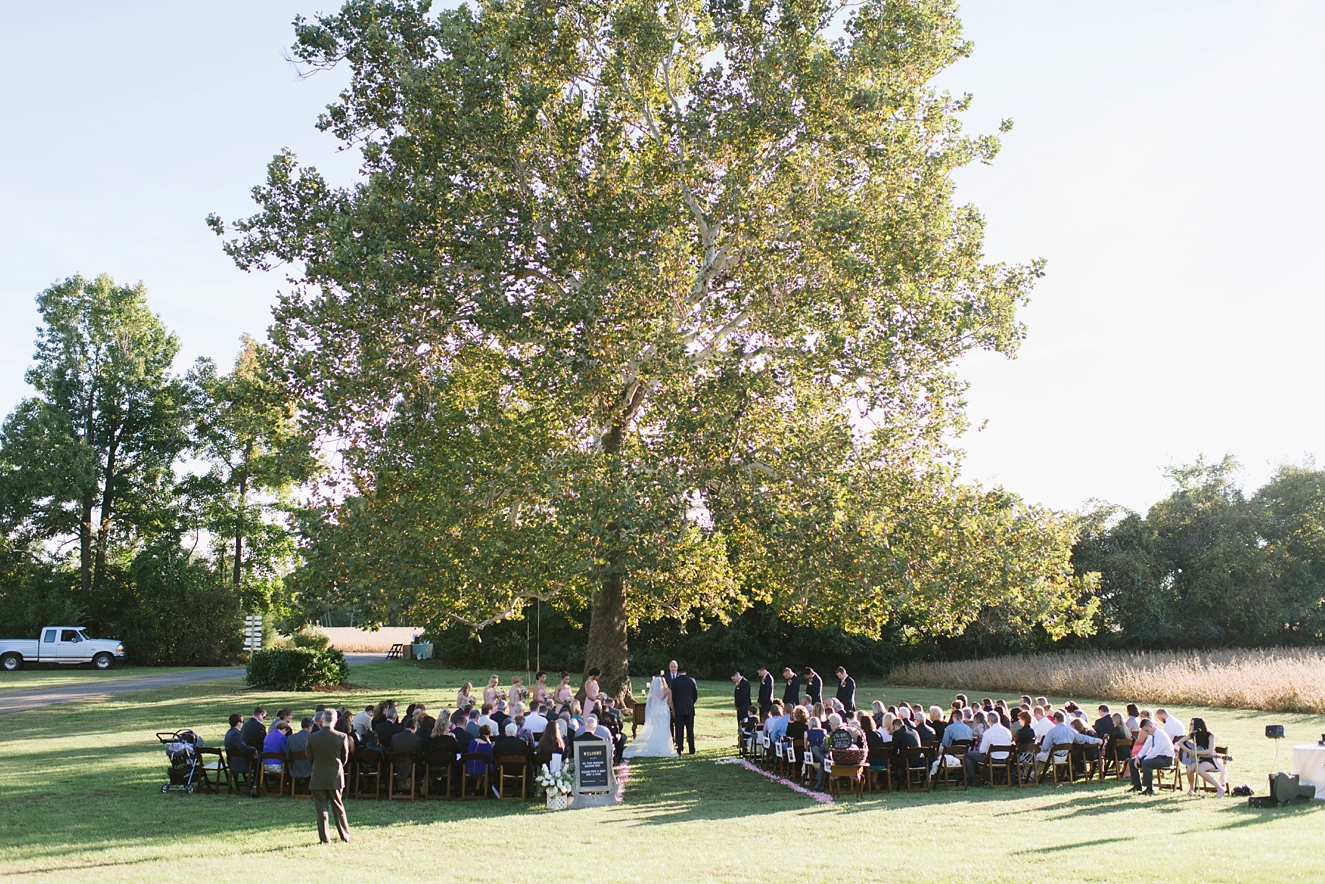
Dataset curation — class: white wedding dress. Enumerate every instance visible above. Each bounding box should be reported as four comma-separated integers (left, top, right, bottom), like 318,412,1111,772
623,676,675,758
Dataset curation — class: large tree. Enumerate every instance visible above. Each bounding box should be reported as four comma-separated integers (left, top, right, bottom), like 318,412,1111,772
0,275,188,598
213,0,1089,699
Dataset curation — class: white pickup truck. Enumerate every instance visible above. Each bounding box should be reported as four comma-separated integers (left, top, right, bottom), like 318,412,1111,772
0,626,126,671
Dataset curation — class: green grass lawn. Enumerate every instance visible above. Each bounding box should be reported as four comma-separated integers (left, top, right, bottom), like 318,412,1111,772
0,666,234,695
2,663,1323,882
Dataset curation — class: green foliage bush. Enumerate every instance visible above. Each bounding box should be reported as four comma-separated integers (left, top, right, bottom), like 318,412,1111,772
290,628,330,650
246,647,349,690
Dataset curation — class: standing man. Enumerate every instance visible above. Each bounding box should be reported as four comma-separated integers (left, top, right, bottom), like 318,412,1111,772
731,671,751,721
671,668,699,755
756,666,775,721
306,710,351,843
835,667,856,713
781,667,801,707
802,668,824,706
665,660,679,690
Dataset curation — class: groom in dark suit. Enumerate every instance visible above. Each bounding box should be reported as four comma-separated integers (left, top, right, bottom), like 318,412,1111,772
671,668,698,755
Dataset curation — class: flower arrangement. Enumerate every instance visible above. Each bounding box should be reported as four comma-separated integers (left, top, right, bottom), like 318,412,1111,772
536,761,575,800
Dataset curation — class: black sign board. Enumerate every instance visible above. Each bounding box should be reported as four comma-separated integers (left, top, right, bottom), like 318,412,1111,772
574,741,613,793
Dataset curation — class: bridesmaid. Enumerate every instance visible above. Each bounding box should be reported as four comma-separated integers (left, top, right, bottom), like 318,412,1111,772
483,674,502,707
553,672,574,707
532,671,550,707
456,681,475,710
582,667,601,717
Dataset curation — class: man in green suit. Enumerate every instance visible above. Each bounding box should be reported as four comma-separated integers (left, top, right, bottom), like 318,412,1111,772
305,710,351,843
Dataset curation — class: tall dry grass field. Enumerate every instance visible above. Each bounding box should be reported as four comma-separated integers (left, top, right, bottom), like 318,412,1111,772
890,648,1325,713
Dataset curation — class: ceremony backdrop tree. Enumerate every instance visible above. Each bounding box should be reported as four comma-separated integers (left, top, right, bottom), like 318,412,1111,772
214,0,1093,700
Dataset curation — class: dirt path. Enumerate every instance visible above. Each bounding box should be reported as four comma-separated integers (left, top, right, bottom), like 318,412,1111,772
0,653,384,715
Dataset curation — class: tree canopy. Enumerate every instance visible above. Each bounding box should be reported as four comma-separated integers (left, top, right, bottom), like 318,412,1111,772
213,0,1092,698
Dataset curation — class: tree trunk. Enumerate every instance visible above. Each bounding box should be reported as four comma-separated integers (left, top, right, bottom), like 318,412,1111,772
92,437,119,596
584,569,634,708
234,457,249,589
79,499,93,598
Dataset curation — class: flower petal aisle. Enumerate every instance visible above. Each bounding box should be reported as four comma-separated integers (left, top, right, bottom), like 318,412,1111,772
715,758,835,804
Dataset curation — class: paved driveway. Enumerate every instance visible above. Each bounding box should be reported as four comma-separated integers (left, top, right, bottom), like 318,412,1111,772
0,653,385,716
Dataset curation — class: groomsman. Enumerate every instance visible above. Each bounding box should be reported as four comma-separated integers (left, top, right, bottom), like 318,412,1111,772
802,668,824,705
781,668,801,707
835,666,857,713
731,671,751,718
756,666,775,720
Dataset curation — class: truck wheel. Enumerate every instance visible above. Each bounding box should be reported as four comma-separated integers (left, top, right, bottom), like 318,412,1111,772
1,653,22,672
92,653,114,671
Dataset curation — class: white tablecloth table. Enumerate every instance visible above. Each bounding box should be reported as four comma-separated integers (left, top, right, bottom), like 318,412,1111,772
1290,744,1325,799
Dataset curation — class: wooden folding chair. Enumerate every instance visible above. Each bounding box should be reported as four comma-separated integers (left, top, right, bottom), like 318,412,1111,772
1015,743,1039,786
936,744,968,790
984,745,1015,787
866,747,892,792
461,753,490,799
197,747,227,794
353,750,383,800
259,752,288,797
286,752,312,799
496,755,529,799
903,748,931,792
802,750,821,788
226,751,256,795
424,751,458,799
1102,739,1133,781
1198,746,1232,795
1155,753,1184,791
387,750,417,800
1047,743,1074,786
785,739,805,781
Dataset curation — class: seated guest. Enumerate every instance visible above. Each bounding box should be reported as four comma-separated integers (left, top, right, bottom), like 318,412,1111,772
491,700,510,737
241,707,267,757
492,721,533,771
263,720,292,772
270,708,293,732
391,717,423,790
465,724,496,781
1036,711,1102,771
464,708,482,738
477,703,497,733
871,701,886,731
538,719,569,770
286,717,314,782
740,706,761,746
877,712,894,742
1031,706,1053,741
1156,709,1186,742
967,710,1013,782
1180,717,1225,797
224,713,256,776
858,713,885,750
953,693,968,709
1093,705,1116,741
413,704,436,737
524,702,549,738
928,706,948,742
1013,710,1036,746
941,710,973,748
351,705,374,737
1129,718,1174,796
426,716,463,761
913,713,936,743
374,708,403,747
968,710,987,746
765,702,790,745
1125,704,1142,739
786,706,810,743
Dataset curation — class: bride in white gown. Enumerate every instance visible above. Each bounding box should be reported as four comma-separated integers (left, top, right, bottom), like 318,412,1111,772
623,675,675,758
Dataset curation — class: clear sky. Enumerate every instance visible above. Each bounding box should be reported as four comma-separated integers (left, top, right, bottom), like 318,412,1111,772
1,1,1321,514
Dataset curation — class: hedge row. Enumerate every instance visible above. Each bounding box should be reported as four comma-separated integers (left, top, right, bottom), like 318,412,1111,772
245,647,349,690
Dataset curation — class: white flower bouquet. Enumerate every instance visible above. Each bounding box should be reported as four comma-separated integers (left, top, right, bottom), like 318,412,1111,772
536,761,575,800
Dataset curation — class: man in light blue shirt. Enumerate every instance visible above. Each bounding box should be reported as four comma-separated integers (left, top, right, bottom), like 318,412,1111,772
941,714,973,748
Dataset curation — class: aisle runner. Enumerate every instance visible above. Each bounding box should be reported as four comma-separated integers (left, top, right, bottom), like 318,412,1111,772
716,757,834,804
616,759,631,803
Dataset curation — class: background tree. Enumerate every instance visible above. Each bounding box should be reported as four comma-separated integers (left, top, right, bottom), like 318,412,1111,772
0,274,188,598
214,0,1091,700
189,337,314,617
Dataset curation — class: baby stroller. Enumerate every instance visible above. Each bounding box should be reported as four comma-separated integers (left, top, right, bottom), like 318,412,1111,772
157,729,204,794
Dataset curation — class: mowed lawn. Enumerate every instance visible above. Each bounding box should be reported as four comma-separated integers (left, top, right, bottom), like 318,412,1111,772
2,662,1323,883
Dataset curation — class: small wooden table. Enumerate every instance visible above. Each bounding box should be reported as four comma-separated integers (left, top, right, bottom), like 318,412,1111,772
631,702,646,739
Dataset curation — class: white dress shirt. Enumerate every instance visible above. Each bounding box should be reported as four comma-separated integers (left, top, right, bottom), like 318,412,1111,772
1140,727,1175,760
1161,716,1186,741
1031,715,1054,739
351,710,372,736
979,723,1014,759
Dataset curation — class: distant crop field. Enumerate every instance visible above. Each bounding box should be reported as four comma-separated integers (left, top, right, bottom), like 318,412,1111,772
890,648,1325,714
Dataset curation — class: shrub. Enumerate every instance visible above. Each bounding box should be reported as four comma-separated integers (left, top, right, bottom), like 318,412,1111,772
290,627,331,651
246,647,349,690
